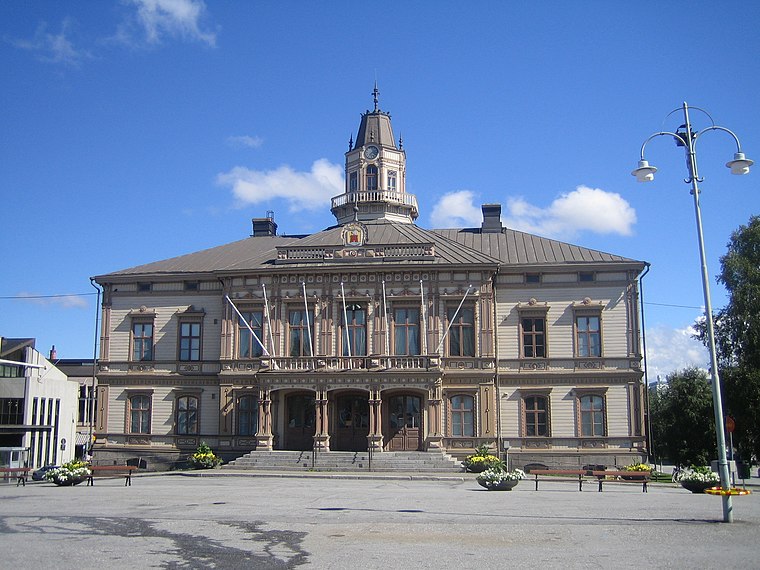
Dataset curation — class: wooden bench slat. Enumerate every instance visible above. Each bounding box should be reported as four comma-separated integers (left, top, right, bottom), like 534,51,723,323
591,470,650,492
87,465,138,487
530,469,588,491
0,468,31,487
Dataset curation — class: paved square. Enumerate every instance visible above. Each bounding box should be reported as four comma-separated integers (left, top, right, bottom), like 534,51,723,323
1,473,757,568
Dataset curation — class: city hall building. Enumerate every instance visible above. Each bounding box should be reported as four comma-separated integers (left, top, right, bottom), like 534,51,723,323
92,93,647,471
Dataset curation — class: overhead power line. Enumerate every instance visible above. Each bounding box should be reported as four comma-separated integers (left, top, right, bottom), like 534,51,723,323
0,292,98,300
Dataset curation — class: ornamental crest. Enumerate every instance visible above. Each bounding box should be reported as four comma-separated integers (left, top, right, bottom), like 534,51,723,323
342,222,367,247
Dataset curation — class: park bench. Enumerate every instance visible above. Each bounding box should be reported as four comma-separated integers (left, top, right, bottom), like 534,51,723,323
87,465,139,486
529,469,588,491
591,470,649,492
0,467,31,487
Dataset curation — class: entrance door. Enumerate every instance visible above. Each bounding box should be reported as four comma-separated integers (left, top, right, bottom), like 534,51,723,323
385,394,423,451
333,394,369,451
285,393,316,450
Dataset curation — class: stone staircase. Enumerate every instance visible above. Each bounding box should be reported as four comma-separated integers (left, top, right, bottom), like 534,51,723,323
223,450,463,473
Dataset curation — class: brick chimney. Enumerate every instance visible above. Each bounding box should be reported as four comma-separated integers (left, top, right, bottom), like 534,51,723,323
49,345,57,360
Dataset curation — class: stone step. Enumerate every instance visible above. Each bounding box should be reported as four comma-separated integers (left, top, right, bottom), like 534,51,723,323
223,450,462,472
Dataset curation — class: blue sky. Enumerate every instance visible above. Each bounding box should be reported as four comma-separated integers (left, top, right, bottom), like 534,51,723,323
2,1,758,381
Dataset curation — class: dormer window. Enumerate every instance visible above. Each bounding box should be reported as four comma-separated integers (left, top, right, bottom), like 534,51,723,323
366,165,378,191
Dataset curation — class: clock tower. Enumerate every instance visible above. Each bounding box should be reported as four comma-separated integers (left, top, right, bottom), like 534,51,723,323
330,84,419,225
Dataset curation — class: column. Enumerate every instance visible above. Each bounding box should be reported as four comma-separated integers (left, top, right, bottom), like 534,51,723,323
255,388,274,450
367,388,384,452
427,380,443,450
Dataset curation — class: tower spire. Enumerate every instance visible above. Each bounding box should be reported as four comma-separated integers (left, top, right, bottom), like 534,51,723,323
372,81,379,112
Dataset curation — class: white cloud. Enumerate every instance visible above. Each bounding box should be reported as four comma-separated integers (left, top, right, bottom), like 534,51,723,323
504,186,636,239
644,321,708,382
123,0,216,46
16,292,90,309
428,185,636,238
216,159,343,212
227,135,264,149
8,19,91,66
430,190,483,228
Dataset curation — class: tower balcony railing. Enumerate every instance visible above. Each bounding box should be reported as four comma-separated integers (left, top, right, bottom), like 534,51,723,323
330,190,418,211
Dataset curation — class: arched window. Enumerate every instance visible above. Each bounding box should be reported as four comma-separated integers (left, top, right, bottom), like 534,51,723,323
450,394,475,437
176,395,198,435
237,394,258,436
366,165,378,191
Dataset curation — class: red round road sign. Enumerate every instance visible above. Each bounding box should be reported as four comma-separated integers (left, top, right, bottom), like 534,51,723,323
726,416,736,433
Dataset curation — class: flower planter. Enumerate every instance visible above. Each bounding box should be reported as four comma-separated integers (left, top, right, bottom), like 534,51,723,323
680,480,717,494
477,479,519,491
466,464,489,473
53,475,88,486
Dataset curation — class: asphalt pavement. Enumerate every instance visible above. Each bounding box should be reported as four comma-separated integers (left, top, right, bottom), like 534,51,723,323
1,471,758,569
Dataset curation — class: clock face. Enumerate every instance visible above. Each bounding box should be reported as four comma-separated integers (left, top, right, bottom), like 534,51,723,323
364,145,379,160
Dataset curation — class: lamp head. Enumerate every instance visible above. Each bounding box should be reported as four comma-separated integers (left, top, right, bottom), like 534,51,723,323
632,159,657,182
727,152,753,175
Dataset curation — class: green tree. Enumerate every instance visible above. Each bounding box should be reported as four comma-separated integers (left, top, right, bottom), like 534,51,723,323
695,216,760,464
711,215,760,369
649,368,715,467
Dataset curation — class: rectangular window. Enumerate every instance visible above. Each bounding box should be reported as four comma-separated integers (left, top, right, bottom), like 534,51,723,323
448,306,475,357
579,272,595,282
366,165,378,191
184,281,199,291
179,322,202,361
176,395,198,435
580,394,605,436
132,322,154,361
238,310,265,358
341,304,367,356
450,394,474,437
524,395,549,436
0,398,23,424
576,315,601,357
237,394,258,436
394,307,420,355
129,394,151,434
387,170,397,191
526,273,541,284
138,282,152,292
522,317,546,358
349,171,358,192
288,309,313,357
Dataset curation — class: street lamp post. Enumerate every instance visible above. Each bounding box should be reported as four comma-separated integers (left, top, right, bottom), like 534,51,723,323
632,102,753,523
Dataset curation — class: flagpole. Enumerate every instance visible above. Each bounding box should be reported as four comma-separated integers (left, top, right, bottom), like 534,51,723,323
262,283,275,356
436,285,472,355
340,282,352,359
225,295,269,356
382,280,390,355
419,280,428,354
302,282,314,357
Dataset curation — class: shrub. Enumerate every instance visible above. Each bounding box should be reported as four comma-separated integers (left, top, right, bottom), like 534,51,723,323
188,442,223,469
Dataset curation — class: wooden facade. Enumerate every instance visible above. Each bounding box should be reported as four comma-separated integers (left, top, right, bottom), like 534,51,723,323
92,95,647,470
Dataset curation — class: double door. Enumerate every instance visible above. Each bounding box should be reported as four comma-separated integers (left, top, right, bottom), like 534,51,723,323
385,394,423,451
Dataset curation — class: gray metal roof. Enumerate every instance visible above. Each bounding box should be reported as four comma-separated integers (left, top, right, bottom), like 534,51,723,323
432,227,643,266
95,220,642,281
